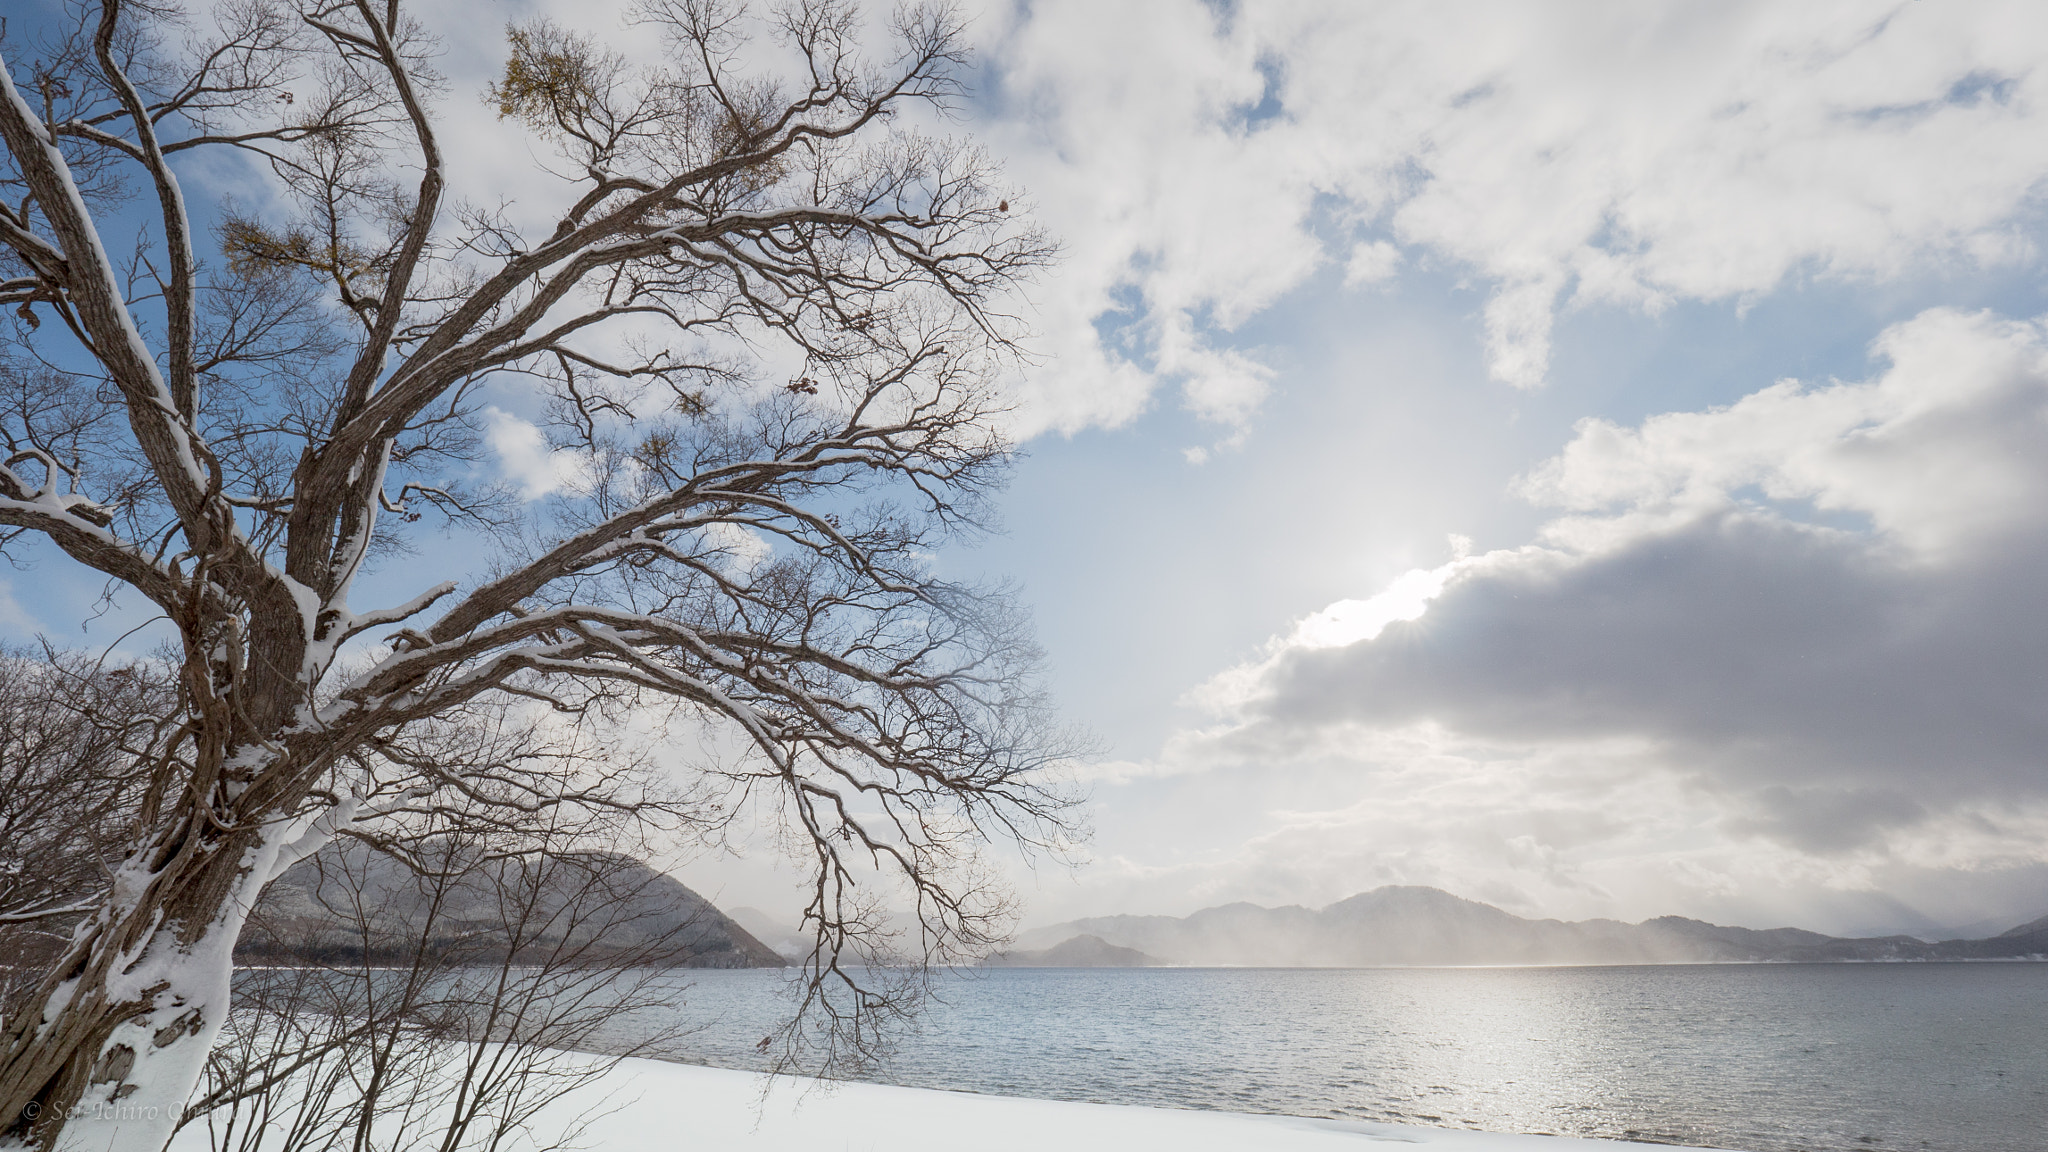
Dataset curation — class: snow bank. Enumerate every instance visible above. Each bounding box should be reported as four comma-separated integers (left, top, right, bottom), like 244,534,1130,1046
460,1058,1725,1152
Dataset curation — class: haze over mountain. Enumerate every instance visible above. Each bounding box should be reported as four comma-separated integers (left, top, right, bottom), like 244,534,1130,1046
982,935,1164,968
725,906,808,961
1005,887,2048,967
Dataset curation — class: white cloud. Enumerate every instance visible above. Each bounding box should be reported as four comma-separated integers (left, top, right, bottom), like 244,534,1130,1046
980,0,2048,423
977,1,1316,436
1158,331,1275,429
697,521,772,579
1519,308,2048,559
1341,240,1403,289
483,407,588,500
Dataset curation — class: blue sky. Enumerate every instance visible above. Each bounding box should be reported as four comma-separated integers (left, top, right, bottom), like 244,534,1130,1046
9,0,2048,937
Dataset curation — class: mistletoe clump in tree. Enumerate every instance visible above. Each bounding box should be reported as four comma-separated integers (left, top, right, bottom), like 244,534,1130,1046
0,0,1070,1147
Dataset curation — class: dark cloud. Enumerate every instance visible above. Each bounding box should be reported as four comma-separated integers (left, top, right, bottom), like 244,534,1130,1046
1240,508,2048,851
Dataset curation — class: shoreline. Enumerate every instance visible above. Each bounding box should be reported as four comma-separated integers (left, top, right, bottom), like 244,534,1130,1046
524,1058,1732,1152
969,955,2048,968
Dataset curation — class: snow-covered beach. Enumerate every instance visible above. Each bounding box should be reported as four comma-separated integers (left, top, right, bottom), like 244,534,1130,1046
272,1057,1727,1152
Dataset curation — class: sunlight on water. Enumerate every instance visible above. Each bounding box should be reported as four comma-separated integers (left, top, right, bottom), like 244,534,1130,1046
608,964,2048,1152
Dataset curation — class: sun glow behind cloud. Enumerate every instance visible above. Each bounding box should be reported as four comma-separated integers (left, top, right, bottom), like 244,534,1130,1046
1291,566,1453,650
1123,306,2048,934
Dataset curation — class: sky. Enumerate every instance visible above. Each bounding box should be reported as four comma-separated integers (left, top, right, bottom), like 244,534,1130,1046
9,0,2048,939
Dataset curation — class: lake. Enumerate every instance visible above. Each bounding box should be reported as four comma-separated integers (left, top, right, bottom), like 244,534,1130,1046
622,963,2048,1152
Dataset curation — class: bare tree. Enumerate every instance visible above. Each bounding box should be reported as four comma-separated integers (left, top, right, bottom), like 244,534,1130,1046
184,816,718,1152
0,647,168,1020
0,649,159,927
0,0,1071,1146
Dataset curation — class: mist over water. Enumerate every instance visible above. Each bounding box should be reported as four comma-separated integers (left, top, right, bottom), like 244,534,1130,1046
625,964,2048,1152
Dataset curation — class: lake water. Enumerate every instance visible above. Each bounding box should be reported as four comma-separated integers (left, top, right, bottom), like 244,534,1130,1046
622,963,2048,1152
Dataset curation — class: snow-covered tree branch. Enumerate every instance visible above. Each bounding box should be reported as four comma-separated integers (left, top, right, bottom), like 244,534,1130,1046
0,0,1072,1146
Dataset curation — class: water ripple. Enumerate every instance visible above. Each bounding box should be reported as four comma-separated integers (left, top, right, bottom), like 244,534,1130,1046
611,963,2048,1152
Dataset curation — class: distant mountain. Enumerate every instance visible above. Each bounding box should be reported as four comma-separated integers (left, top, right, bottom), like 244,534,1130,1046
724,906,807,961
1011,886,2048,967
1998,912,2048,939
982,934,1162,968
239,845,785,968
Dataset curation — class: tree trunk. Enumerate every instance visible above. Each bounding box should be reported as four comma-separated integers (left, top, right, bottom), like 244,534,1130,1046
1,807,338,1152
